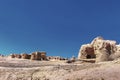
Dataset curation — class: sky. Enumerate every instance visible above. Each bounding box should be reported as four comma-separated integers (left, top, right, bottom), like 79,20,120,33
0,0,120,58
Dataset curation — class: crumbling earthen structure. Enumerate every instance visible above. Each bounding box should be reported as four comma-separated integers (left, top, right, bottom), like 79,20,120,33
10,54,15,58
21,53,31,59
31,52,47,60
10,54,21,58
10,51,47,61
15,54,21,59
78,36,120,62
9,51,67,61
70,56,76,62
47,56,67,61
78,44,95,59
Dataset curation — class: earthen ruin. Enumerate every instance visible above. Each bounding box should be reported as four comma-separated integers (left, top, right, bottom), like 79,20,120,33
9,51,68,61
31,52,47,60
78,36,120,62
10,51,47,61
47,56,67,61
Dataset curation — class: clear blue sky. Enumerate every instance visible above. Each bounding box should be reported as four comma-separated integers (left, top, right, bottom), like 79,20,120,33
0,0,120,57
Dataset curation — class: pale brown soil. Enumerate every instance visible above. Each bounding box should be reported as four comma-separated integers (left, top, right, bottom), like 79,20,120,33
0,57,120,80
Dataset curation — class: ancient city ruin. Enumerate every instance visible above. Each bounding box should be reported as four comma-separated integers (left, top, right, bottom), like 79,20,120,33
10,51,47,60
9,36,120,63
9,51,67,61
78,36,120,62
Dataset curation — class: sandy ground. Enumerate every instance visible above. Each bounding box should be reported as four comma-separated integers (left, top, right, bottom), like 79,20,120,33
0,57,120,80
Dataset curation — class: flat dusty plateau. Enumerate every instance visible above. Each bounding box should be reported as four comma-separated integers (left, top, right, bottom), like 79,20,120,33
0,57,120,80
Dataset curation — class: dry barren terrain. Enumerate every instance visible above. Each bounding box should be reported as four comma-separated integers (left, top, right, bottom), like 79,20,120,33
0,57,120,80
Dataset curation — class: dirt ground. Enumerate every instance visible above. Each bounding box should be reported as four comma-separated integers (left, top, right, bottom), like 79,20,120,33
0,57,120,80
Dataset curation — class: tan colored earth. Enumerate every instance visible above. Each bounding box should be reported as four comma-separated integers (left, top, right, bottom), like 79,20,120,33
0,57,120,80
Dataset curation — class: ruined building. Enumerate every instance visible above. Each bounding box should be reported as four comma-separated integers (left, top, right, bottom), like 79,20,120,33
31,51,47,60
47,56,67,61
21,53,31,59
78,36,120,62
10,51,47,61
9,51,67,61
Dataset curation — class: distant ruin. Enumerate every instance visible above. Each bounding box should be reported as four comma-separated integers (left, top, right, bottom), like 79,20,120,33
10,51,47,61
47,56,68,61
31,52,47,60
78,36,120,62
10,51,67,61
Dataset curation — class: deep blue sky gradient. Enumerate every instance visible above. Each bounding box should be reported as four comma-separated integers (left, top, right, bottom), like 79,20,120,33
0,0,120,57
